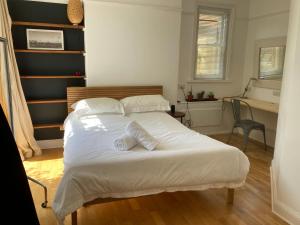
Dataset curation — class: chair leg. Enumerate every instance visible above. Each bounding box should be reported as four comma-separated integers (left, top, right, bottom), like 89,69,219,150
27,176,48,208
242,130,250,152
227,127,235,144
263,128,267,151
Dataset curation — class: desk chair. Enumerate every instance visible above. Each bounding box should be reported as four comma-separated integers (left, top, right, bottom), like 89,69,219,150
0,105,40,224
227,99,267,151
27,176,48,208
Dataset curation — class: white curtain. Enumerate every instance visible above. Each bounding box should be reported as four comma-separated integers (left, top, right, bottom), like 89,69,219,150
0,0,41,160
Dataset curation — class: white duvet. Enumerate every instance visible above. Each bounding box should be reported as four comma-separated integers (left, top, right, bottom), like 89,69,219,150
53,112,250,224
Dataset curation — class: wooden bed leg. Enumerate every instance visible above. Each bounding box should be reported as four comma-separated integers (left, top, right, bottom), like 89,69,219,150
227,188,234,204
71,211,77,225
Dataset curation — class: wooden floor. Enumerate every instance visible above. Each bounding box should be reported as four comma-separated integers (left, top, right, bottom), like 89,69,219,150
24,134,288,225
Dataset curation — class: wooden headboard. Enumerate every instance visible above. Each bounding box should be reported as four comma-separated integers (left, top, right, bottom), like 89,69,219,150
67,86,163,113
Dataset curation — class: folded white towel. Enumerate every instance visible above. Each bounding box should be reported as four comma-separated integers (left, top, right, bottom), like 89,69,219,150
113,134,137,151
126,121,158,151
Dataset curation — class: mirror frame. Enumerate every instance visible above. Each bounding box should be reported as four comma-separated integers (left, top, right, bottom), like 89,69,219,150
253,37,286,90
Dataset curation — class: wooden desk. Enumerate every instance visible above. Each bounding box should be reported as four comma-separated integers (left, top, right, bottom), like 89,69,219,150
223,97,279,113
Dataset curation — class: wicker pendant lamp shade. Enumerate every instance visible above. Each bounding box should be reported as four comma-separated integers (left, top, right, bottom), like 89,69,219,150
67,0,84,25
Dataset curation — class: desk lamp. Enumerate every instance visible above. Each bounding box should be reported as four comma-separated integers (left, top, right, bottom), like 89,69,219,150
241,77,257,99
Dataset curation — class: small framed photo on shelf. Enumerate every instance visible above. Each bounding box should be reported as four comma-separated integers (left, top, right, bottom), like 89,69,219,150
26,29,64,50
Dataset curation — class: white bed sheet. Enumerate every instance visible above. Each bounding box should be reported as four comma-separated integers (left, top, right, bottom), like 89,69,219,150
53,112,250,224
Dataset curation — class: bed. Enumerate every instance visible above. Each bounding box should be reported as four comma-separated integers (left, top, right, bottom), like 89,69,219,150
53,86,250,225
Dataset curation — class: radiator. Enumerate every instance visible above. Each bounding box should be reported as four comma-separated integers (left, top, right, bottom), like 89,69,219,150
177,100,222,127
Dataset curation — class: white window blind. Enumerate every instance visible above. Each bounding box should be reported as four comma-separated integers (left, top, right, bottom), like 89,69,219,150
195,7,230,80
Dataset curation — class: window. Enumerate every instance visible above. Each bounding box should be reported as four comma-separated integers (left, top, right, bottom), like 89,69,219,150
195,7,230,80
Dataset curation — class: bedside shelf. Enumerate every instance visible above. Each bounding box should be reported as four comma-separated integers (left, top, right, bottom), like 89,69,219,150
21,75,85,79
27,99,67,104
15,49,84,54
33,123,63,129
12,21,84,29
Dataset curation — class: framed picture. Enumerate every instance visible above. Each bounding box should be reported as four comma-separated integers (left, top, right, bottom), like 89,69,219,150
26,29,64,50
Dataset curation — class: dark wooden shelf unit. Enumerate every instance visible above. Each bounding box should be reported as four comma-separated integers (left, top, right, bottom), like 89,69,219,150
15,49,84,54
12,21,84,29
27,99,67,104
21,75,85,79
9,1,86,140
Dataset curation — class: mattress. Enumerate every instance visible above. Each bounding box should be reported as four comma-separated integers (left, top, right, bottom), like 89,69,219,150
53,111,250,224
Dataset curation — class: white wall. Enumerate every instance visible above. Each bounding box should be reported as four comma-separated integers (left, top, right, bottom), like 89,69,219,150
244,0,290,102
179,0,249,100
272,0,300,223
242,0,290,146
31,0,288,148
178,0,290,146
177,0,249,134
84,0,182,104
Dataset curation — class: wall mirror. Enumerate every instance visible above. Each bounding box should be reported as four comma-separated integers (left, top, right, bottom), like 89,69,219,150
254,37,286,89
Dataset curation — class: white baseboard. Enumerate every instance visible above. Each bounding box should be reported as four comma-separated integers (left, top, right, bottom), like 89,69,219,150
271,166,300,225
37,139,63,149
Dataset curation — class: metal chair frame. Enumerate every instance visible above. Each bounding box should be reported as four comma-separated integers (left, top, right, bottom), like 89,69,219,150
1,37,47,208
227,98,267,151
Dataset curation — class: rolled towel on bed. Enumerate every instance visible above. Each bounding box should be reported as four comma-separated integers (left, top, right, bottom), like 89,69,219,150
126,121,158,151
113,134,137,151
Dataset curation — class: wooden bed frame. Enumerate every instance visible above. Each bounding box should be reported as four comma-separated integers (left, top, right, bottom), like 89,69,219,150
66,86,235,225
67,86,163,113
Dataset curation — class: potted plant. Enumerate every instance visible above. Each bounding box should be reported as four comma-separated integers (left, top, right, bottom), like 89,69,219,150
187,91,193,102
207,91,215,100
197,91,205,101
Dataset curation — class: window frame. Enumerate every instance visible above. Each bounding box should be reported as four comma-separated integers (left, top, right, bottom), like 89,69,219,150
192,5,234,82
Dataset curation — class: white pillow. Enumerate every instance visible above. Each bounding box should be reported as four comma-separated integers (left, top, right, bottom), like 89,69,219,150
71,97,124,115
126,121,158,151
121,95,170,113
